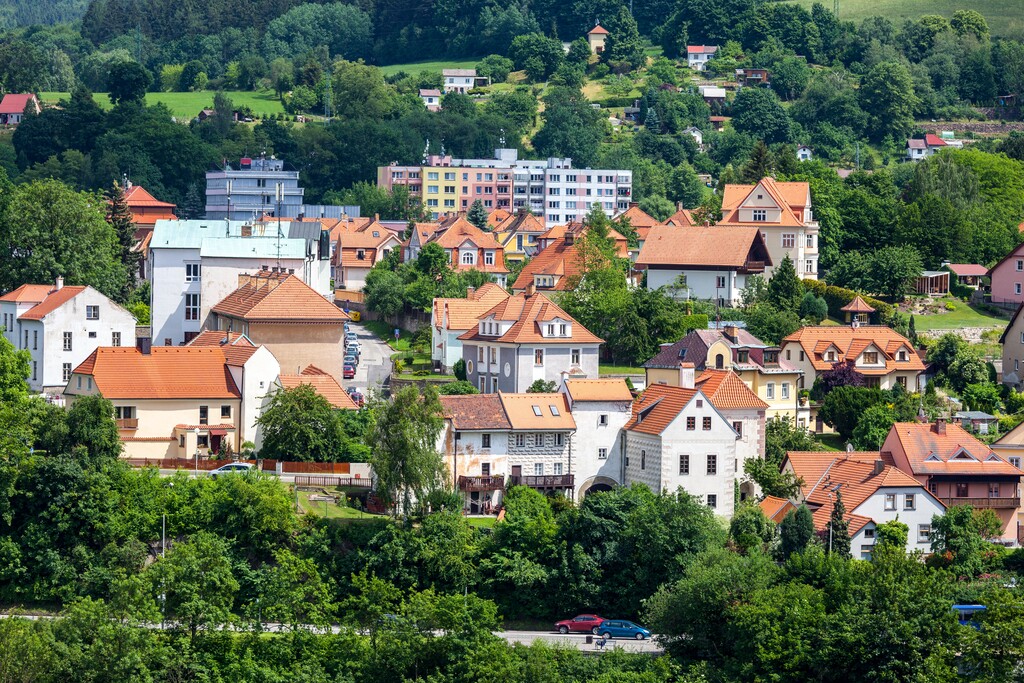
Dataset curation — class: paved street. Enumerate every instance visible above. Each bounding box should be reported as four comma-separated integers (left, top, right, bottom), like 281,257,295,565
498,630,663,653
346,321,392,396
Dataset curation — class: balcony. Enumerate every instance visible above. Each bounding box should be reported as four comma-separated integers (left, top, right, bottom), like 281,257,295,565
458,476,505,492
739,260,766,274
509,474,575,489
116,418,138,430
940,496,1021,509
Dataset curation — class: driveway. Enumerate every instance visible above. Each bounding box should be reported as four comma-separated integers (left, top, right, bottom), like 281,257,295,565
346,321,392,395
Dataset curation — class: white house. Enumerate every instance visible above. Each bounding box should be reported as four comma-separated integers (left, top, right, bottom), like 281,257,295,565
0,279,136,394
431,283,511,373
636,224,772,307
783,451,947,558
797,145,813,161
622,381,747,517
442,69,478,94
419,89,442,112
560,378,634,499
687,45,719,71
459,289,603,393
682,126,704,151
439,392,577,512
148,219,331,347
906,134,947,161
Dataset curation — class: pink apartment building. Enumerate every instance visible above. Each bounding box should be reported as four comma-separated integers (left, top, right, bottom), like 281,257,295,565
989,243,1024,309
458,167,514,211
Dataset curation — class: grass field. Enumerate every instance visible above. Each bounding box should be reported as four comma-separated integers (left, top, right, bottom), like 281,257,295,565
296,490,378,522
912,303,1008,332
599,364,643,375
39,90,286,119
378,58,480,77
783,0,1024,36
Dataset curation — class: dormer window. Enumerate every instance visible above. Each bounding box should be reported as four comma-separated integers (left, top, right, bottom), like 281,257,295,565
461,251,475,265
763,350,778,364
825,351,836,362
546,324,555,336
356,249,365,260
484,251,495,266
897,350,908,361
737,350,749,363
863,351,879,364
559,324,567,336
752,209,767,221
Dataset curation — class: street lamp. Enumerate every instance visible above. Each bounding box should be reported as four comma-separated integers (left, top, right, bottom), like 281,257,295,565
193,427,201,477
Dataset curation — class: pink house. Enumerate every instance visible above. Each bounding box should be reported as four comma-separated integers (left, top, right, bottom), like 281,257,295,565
458,167,513,211
988,244,1024,308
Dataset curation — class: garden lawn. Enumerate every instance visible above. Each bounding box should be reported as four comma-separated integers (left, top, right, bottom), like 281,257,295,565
599,364,643,375
39,90,285,119
362,319,413,351
912,304,1008,332
816,433,845,452
466,516,497,529
783,0,1023,36
377,58,480,77
296,491,377,522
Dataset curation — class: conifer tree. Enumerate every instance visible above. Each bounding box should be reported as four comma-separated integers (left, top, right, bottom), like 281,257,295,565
106,181,140,302
467,199,489,229
826,490,851,558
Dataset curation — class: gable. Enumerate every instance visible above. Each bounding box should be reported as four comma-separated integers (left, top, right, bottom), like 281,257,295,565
740,181,784,209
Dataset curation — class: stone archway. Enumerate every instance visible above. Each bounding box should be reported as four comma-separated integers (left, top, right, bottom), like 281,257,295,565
578,475,620,500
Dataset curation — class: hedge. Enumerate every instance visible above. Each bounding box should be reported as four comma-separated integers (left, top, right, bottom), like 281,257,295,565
681,313,710,334
801,280,908,334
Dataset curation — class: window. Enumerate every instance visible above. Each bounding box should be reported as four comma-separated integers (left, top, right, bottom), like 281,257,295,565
805,260,814,274
63,331,72,351
554,433,564,446
62,363,72,382
1011,456,1022,470
806,233,815,248
707,494,717,509
864,527,875,539
782,233,796,248
221,405,232,419
598,448,608,460
956,482,969,497
1016,283,1021,295
32,330,37,350
863,351,879,364
534,433,545,447
716,276,726,289
114,406,136,419
782,383,791,400
482,433,491,448
571,348,581,365
707,454,717,475
703,416,712,431
534,463,544,475
766,382,775,399
599,414,608,426
686,416,696,430
112,331,121,347
825,351,836,362
515,434,525,447
467,359,474,374
1017,259,1023,271
185,263,201,282
733,421,742,437
752,209,767,222
532,405,543,417
461,251,475,265
179,434,185,448
553,462,563,475
897,350,907,361
534,349,544,366
489,347,497,364
484,251,494,266
197,435,209,449
185,294,200,321
679,454,690,475
559,324,567,336
989,482,1001,498
904,494,915,510
199,405,209,425
86,305,99,320
640,449,646,470
884,493,896,510
918,524,931,543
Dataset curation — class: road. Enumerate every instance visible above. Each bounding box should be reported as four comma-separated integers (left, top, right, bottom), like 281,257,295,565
346,321,392,396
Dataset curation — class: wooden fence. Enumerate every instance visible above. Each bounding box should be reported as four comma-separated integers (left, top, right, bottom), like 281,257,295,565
294,475,372,488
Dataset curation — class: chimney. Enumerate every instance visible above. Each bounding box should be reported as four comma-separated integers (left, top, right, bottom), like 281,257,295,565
238,274,252,288
724,324,739,341
467,286,476,300
565,232,575,246
137,337,151,355
679,361,695,389
872,460,885,476
525,282,536,297
241,224,252,237
934,418,946,436
55,276,64,291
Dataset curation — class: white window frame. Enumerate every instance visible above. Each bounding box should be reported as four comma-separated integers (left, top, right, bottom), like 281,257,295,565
766,382,775,400
86,305,99,320
884,493,896,510
185,262,201,282
534,349,544,366
904,494,915,510
598,448,608,460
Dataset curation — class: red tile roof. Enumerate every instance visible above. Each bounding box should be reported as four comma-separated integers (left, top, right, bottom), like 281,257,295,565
719,178,810,228
759,495,795,522
457,293,602,345
624,384,699,435
946,263,987,277
687,45,718,54
694,369,769,410
636,225,771,269
124,185,176,210
211,272,347,323
781,326,923,374
0,284,90,320
0,284,59,304
615,204,659,229
186,330,258,366
279,365,357,409
511,237,587,292
589,24,610,34
924,134,947,147
440,394,511,430
433,283,511,331
72,347,241,399
886,422,1023,476
563,378,633,402
0,93,39,115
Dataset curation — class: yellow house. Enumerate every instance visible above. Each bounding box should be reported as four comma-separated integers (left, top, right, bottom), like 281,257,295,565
643,325,807,422
494,209,547,261
587,25,609,54
423,165,461,218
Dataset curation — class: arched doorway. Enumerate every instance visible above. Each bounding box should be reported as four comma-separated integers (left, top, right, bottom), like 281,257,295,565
578,475,620,500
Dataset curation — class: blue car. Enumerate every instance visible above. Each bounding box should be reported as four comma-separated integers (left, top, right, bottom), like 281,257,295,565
598,620,651,640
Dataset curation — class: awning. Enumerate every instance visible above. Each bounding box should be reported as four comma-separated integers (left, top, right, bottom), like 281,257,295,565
209,429,228,437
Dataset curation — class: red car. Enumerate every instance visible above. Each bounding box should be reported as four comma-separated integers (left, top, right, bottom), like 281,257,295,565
554,614,605,635
343,364,356,379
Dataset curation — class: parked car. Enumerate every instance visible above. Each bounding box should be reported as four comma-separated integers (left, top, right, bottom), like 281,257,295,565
344,357,359,369
554,614,605,635
347,389,365,407
343,363,356,379
598,620,651,640
347,341,361,354
345,332,358,343
209,462,255,479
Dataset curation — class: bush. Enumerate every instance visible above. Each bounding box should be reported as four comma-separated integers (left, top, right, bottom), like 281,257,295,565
802,279,905,331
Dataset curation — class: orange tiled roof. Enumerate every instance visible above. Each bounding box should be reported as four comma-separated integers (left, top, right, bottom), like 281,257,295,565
719,178,810,228
279,365,357,409
431,216,502,250
663,208,695,227
511,237,587,292
759,495,795,522
495,210,546,238
563,378,633,402
624,383,700,435
841,295,875,313
433,283,511,331
781,326,923,374
124,185,176,210
212,272,347,323
694,369,769,410
457,293,602,345
487,208,513,228
0,284,53,303
887,422,1023,476
186,330,258,366
72,347,241,399
500,393,575,430
538,223,629,257
636,225,771,269
18,286,88,320
615,204,659,229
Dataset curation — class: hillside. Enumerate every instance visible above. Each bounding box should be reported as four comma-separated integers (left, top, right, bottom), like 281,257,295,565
0,0,89,27
784,0,1023,36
